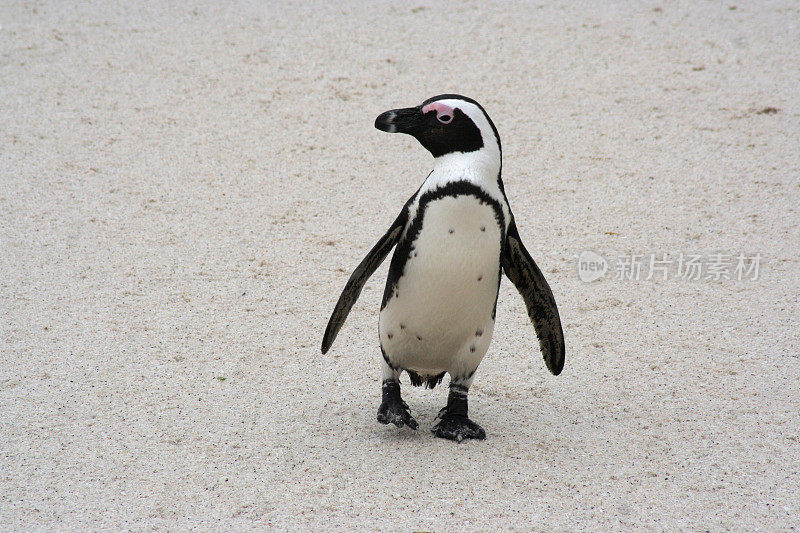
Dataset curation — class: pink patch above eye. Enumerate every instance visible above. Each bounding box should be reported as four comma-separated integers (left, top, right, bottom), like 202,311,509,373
422,101,456,123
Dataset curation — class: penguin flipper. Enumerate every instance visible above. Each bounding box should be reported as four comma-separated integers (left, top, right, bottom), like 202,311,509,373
321,213,406,354
501,218,565,375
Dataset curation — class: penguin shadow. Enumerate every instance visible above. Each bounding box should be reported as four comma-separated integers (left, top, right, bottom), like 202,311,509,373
359,395,575,452
374,424,426,444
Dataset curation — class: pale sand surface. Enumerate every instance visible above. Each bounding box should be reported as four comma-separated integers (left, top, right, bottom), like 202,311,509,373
2,1,799,530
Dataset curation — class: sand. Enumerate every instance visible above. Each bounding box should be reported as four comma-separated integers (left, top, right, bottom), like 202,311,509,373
1,1,799,530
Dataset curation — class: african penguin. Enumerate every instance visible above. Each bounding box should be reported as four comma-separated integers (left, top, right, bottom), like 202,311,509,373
322,94,565,442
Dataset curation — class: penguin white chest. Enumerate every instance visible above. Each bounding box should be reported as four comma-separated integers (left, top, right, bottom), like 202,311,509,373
379,195,502,375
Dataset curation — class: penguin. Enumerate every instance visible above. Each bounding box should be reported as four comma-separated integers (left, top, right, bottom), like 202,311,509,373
321,94,564,442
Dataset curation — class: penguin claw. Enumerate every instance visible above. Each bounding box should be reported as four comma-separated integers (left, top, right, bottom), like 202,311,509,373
432,415,486,442
377,399,418,430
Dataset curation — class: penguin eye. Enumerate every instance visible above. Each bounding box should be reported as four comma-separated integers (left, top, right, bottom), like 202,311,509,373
438,114,453,124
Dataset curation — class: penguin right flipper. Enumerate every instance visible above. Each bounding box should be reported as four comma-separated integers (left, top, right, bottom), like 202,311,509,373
501,218,565,375
321,209,408,354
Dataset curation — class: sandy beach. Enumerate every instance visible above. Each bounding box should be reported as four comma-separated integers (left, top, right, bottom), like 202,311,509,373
2,1,799,530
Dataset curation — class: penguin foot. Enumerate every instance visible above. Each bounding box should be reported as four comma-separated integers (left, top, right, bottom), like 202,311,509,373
377,398,418,429
377,380,418,429
431,383,485,442
432,414,486,442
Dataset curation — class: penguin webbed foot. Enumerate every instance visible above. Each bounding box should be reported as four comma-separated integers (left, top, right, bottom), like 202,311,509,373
377,398,418,429
377,380,418,430
432,412,486,442
432,384,485,442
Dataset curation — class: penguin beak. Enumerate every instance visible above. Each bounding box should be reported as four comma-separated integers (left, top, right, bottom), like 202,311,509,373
375,107,425,134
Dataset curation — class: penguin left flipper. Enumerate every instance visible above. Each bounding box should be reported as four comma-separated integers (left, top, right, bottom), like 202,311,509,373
501,218,566,375
321,209,408,354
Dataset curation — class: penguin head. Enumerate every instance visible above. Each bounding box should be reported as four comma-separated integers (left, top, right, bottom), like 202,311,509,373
375,94,501,161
